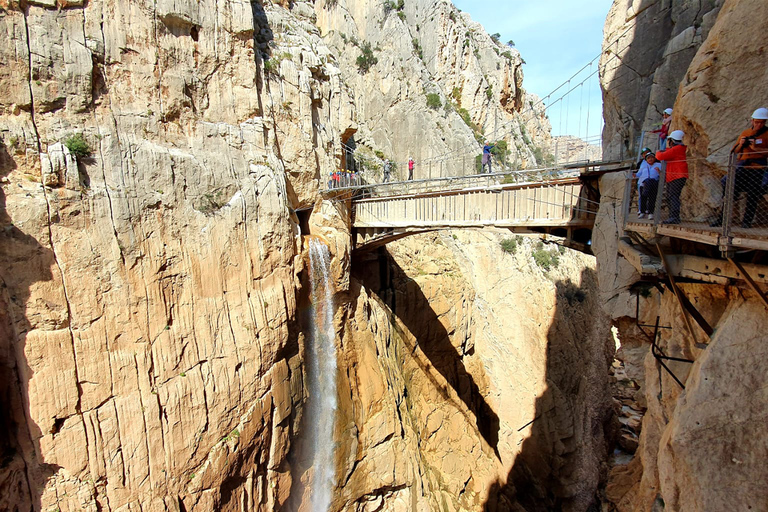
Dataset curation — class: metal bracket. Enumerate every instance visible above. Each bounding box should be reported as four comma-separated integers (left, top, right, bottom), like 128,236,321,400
729,258,768,309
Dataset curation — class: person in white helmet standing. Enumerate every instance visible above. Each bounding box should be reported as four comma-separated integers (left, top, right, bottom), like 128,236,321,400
651,108,673,150
711,107,768,228
655,129,688,224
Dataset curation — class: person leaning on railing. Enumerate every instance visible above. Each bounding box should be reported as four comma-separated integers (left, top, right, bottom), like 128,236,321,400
655,130,688,224
711,107,768,229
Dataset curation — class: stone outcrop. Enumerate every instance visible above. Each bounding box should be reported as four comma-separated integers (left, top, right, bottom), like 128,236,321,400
337,232,615,511
597,1,768,510
0,0,355,509
313,0,551,180
0,0,616,510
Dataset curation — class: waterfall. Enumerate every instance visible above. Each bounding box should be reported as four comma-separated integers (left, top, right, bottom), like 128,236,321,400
306,238,338,512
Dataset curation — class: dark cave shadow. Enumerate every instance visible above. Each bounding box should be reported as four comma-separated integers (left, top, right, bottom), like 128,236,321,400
483,268,614,512
0,140,57,510
354,247,502,459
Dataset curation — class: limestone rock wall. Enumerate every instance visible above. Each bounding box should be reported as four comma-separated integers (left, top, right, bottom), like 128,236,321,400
313,0,551,181
337,233,615,511
0,0,355,510
596,1,768,510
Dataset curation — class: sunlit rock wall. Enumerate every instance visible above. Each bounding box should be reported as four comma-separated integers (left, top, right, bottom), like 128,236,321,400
0,0,355,509
313,0,551,180
597,1,768,510
336,233,615,511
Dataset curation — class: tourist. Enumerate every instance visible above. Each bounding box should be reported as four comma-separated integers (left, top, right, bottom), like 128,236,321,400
651,108,673,150
635,147,652,212
711,107,768,228
655,130,688,224
383,159,391,183
636,152,660,219
408,157,415,180
482,142,495,173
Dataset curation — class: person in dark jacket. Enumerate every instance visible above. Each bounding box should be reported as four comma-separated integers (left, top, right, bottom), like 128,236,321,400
482,143,495,173
711,107,768,228
655,130,688,224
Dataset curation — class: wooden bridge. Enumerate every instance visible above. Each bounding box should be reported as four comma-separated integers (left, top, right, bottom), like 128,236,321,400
322,162,627,254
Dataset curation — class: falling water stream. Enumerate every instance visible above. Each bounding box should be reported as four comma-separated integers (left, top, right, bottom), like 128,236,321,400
306,238,338,512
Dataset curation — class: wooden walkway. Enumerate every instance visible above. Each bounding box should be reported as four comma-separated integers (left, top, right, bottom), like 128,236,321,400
346,170,606,253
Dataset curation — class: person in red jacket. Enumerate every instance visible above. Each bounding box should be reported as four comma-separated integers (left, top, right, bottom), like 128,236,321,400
655,130,688,224
651,108,673,150
711,107,768,228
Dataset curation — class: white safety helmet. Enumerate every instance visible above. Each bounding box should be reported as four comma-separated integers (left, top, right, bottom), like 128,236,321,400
751,107,768,120
663,108,673,115
668,130,685,142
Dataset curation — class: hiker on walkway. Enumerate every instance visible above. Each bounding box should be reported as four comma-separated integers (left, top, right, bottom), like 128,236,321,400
482,142,495,173
635,147,652,212
651,108,673,150
408,157,414,180
655,130,688,224
711,107,768,229
383,159,391,183
636,151,660,219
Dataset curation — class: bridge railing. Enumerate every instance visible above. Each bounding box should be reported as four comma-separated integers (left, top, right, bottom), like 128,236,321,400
323,160,621,200
352,175,598,229
623,154,768,252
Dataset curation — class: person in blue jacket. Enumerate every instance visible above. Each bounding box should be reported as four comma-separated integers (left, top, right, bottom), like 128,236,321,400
482,142,495,173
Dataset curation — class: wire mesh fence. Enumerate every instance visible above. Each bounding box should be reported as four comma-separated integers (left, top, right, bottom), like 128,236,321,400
625,154,768,237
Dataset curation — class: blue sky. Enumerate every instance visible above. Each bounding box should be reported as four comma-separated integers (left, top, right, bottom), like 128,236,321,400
452,0,613,139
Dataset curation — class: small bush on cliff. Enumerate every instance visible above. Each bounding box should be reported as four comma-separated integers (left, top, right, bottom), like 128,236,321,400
412,38,423,61
426,93,441,110
64,133,91,158
532,241,560,271
356,41,378,73
500,237,519,254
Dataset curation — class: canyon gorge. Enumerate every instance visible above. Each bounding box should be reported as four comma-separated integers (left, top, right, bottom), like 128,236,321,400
0,0,766,511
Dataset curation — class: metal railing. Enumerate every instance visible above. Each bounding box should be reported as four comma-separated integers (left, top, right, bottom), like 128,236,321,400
623,152,768,252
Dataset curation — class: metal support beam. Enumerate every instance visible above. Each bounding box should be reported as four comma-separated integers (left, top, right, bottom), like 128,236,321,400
729,258,768,309
656,243,710,347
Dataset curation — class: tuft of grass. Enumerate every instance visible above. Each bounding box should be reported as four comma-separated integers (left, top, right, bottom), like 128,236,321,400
426,93,441,110
64,133,92,158
500,237,519,254
356,41,378,73
411,38,423,60
532,243,560,271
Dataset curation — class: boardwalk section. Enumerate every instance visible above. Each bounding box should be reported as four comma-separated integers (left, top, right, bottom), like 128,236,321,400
351,174,600,253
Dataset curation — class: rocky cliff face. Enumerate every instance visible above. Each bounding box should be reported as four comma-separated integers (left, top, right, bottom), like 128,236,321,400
313,0,551,179
0,0,614,510
338,232,614,511
0,0,354,509
596,0,768,510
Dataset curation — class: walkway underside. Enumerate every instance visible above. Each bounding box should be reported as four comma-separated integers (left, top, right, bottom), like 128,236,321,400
354,222,594,254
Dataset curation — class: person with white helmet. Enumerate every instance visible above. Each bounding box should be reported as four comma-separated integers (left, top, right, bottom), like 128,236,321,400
711,107,768,228
655,129,688,224
651,108,673,150
636,151,661,219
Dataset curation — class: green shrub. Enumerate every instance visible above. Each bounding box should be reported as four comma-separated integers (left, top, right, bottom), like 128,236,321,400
397,11,405,21
500,237,518,254
64,133,91,158
486,85,493,101
532,146,555,166
412,38,423,60
451,86,462,104
374,150,385,159
532,245,560,271
426,93,441,110
491,33,500,43
356,41,378,73
383,0,396,14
